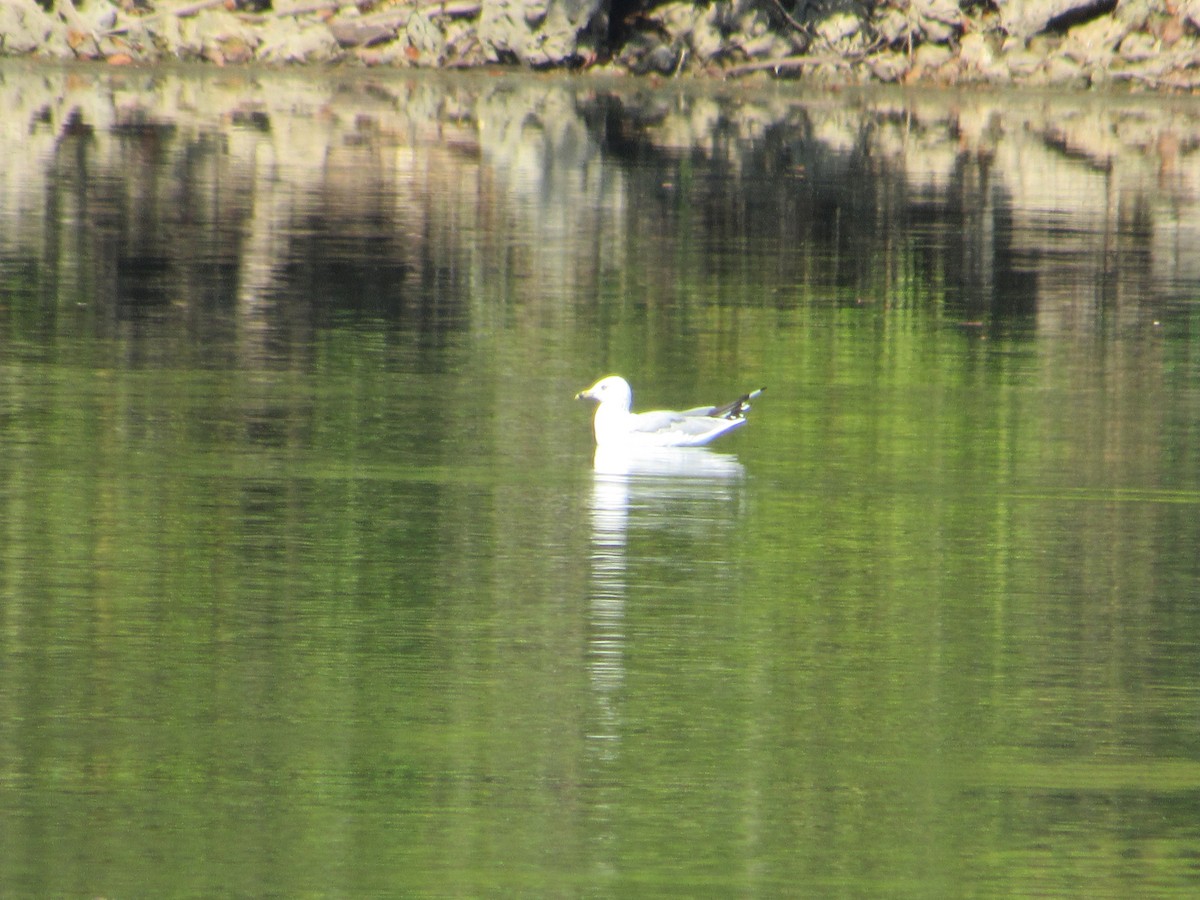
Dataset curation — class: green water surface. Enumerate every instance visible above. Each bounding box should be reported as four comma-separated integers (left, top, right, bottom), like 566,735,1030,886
1,65,1199,897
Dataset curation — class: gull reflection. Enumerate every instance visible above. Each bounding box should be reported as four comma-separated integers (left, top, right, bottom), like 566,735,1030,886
585,446,745,761
592,445,748,480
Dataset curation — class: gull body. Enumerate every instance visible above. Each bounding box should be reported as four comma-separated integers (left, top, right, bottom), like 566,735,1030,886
575,375,764,448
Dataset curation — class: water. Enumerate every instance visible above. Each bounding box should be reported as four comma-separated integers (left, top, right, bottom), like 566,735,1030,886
2,63,1200,895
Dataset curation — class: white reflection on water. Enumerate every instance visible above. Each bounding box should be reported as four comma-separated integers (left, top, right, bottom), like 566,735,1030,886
585,447,745,759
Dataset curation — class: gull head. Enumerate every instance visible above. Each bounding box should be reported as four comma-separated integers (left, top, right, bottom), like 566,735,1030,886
574,375,633,412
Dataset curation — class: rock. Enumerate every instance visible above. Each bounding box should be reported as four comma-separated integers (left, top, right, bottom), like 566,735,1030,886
815,12,864,49
1087,63,1112,86
478,0,604,66
958,30,1011,79
1183,0,1200,30
329,20,397,49
914,0,965,43
692,2,731,61
172,10,224,59
869,50,911,82
739,33,780,60
148,12,185,60
648,43,682,73
1118,30,1158,62
1003,45,1045,77
912,42,950,69
404,11,447,64
616,28,667,74
82,0,120,34
656,0,727,63
919,19,956,45
213,35,255,65
257,19,340,63
873,8,918,47
959,31,990,65
1157,16,1186,45
443,19,485,65
1040,53,1089,85
735,3,772,39
1061,14,1129,66
996,0,1110,40
172,11,232,61
1113,0,1158,31
0,0,71,57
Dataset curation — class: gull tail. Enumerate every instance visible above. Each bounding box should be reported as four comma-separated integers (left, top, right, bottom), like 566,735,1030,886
710,387,765,420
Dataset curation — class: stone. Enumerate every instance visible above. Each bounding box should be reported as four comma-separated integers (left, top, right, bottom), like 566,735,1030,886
1061,14,1129,66
0,0,70,57
1183,0,1200,30
815,11,863,48
869,51,911,82
1118,30,1158,61
651,1,705,62
920,17,957,45
1003,46,1045,76
916,0,964,43
328,20,397,49
958,31,994,67
1041,53,1089,85
1113,0,1160,31
257,19,340,63
690,5,728,61
874,8,918,47
912,41,954,71
996,0,1108,39
524,0,549,26
478,0,604,66
404,11,446,64
739,33,779,60
917,0,965,27
82,0,120,33
655,0,725,62
958,31,1014,80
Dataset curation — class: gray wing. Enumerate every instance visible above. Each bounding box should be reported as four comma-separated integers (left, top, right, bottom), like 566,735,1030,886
622,409,749,446
628,410,732,437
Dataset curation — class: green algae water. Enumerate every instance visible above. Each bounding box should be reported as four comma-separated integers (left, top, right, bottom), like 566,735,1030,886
1,64,1199,896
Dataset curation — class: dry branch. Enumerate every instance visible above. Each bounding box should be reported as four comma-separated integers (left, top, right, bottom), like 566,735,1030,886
724,54,851,77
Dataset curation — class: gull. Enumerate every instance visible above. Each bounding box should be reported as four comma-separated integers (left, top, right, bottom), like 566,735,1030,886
575,375,764,448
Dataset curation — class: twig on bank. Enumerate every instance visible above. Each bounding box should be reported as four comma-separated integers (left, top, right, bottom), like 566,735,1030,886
1112,68,1200,90
272,0,360,18
58,0,100,47
767,0,808,33
103,0,228,35
725,32,886,78
723,54,850,77
173,0,231,16
105,0,483,35
325,1,480,32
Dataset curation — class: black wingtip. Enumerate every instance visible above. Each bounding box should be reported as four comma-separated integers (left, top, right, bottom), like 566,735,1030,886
713,387,766,420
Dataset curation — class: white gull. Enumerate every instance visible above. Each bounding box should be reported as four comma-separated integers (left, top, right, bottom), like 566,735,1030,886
575,375,764,448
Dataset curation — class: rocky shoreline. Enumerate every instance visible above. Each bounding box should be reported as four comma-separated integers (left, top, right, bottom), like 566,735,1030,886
6,0,1200,88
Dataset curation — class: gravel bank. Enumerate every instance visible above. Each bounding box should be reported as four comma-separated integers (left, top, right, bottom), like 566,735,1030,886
7,0,1200,88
